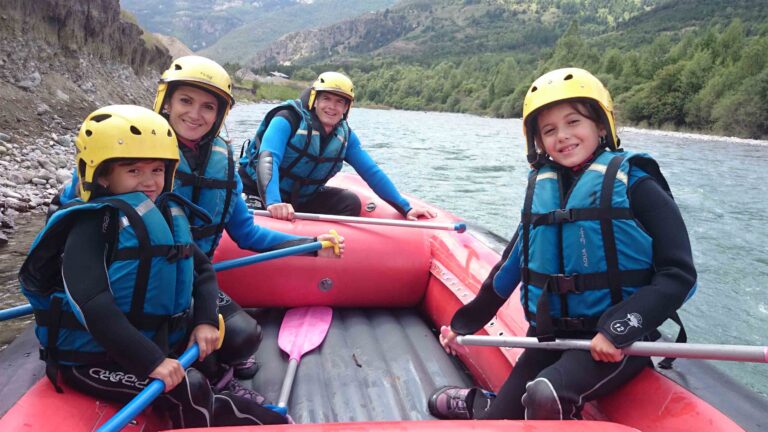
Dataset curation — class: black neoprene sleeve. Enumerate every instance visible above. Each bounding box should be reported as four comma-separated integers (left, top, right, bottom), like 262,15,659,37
62,210,166,377
597,176,697,347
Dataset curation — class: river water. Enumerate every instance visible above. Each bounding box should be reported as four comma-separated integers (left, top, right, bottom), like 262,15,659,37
2,103,766,399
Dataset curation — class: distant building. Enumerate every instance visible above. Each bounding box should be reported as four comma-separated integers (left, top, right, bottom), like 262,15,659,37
269,71,289,79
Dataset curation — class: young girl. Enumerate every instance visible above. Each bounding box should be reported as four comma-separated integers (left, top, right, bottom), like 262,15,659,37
428,68,697,421
20,105,287,427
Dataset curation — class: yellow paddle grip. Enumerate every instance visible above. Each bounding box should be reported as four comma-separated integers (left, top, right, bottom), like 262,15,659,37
319,229,341,256
216,313,225,350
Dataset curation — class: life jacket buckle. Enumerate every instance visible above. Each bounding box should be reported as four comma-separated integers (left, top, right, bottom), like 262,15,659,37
554,274,580,294
559,317,587,331
166,244,192,262
169,309,191,332
39,347,49,361
553,209,574,223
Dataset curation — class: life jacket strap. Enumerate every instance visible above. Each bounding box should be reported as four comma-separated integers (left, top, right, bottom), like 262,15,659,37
43,296,65,393
522,268,653,294
175,171,236,190
528,207,634,227
39,347,110,365
657,311,687,369
33,307,191,332
112,244,194,263
191,224,219,240
526,311,600,332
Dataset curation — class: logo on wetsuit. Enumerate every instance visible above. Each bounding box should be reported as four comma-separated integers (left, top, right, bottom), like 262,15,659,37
89,368,150,389
609,313,643,335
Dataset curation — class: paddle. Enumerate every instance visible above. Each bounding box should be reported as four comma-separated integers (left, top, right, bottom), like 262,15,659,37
456,335,768,363
0,304,32,321
211,235,339,272
265,306,333,416
97,314,226,432
1,236,340,322
251,209,467,233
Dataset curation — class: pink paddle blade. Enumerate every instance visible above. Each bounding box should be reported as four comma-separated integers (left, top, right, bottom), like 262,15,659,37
278,306,333,361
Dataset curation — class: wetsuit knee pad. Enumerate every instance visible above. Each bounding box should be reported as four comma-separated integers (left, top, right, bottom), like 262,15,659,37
522,378,562,420
213,391,289,426
218,308,263,364
163,368,214,428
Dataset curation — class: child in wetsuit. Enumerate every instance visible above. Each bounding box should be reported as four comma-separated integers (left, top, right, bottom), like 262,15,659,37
19,105,287,427
428,68,697,421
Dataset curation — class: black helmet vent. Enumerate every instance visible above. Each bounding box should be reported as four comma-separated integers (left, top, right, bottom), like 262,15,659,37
85,130,93,137
130,126,142,135
91,114,111,123
564,74,574,81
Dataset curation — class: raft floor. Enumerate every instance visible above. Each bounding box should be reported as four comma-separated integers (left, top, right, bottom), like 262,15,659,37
244,307,472,424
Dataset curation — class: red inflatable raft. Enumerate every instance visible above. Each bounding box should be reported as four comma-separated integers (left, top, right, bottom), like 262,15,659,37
1,173,765,431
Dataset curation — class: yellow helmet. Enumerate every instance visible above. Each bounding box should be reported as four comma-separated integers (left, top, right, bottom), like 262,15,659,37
75,105,178,202
153,55,235,136
308,71,355,117
522,67,618,165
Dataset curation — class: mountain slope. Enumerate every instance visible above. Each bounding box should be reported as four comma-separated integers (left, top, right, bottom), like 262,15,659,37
246,0,665,67
119,0,399,63
248,0,768,138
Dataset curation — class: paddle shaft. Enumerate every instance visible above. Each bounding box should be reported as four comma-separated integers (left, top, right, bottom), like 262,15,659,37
3,241,332,321
277,358,300,408
0,304,32,321
97,344,200,432
251,209,466,232
274,306,333,412
457,335,768,363
210,240,328,272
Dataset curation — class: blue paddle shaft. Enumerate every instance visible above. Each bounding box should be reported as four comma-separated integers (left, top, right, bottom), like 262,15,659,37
96,344,200,432
3,241,328,322
212,241,324,272
0,304,32,321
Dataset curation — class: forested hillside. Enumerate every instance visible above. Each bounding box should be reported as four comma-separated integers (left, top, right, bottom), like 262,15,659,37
257,0,768,139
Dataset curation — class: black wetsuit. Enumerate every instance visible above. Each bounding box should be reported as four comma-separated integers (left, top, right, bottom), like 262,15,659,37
451,168,697,420
57,210,219,427
56,209,289,427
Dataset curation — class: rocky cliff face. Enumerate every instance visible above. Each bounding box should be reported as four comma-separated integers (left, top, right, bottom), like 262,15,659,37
247,10,413,68
0,0,172,245
2,0,169,73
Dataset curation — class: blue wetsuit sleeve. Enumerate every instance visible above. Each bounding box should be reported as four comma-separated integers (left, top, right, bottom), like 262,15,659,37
258,116,292,206
224,171,314,252
491,238,522,298
344,131,412,216
450,228,521,335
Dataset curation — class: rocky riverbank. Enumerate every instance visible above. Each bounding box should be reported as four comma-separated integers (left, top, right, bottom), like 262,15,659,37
0,0,172,246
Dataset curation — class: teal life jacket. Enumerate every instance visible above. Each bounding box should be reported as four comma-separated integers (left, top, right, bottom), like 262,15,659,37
19,192,199,389
174,136,237,257
520,150,672,340
241,99,349,205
